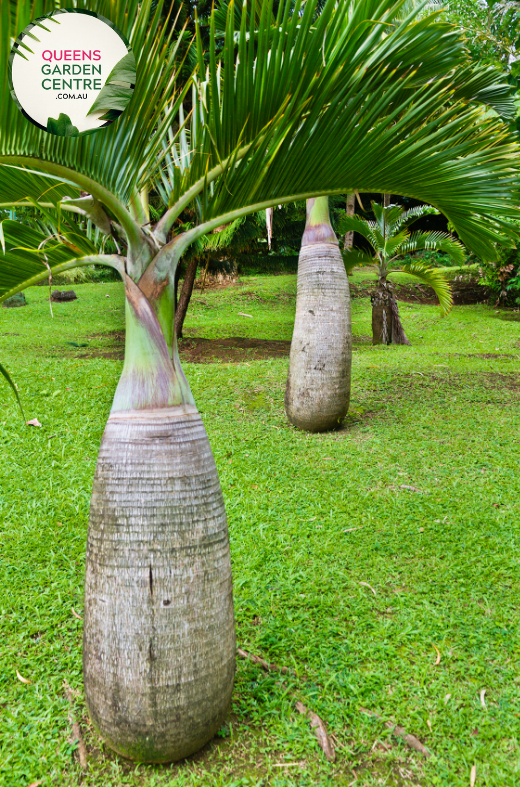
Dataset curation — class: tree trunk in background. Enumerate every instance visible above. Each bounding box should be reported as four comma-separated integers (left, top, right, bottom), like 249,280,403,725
344,193,356,250
175,257,198,339
383,193,391,207
371,281,411,346
83,270,235,763
285,197,352,432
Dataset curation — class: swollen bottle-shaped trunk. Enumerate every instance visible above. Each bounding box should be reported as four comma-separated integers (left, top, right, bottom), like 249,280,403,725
285,197,352,432
83,275,235,763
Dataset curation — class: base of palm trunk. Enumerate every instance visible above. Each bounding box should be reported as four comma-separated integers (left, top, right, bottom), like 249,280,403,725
371,287,411,346
285,243,351,432
84,405,235,763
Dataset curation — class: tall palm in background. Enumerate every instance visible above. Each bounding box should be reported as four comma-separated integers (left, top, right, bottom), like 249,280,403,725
340,202,464,345
1,0,519,763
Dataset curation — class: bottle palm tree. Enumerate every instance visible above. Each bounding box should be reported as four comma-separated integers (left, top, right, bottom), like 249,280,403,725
1,0,519,764
285,196,352,431
339,201,465,344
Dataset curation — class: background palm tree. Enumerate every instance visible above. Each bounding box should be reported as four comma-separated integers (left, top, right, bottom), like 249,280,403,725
1,0,520,763
340,201,464,345
283,0,520,431
285,196,352,431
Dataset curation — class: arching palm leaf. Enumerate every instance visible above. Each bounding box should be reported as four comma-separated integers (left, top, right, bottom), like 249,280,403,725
400,230,466,265
342,248,376,273
393,204,439,232
0,220,121,301
390,260,453,314
0,360,24,417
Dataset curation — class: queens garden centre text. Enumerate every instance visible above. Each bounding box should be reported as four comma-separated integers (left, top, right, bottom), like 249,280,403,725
41,50,102,91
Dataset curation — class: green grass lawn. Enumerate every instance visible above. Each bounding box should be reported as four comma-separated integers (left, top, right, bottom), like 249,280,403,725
0,273,519,787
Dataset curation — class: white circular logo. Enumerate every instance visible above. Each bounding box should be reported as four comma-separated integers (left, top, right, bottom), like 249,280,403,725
9,10,135,136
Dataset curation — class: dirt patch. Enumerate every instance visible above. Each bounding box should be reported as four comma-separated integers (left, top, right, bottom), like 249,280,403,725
193,273,247,291
179,336,290,363
467,353,517,360
81,334,290,363
395,370,520,394
81,332,374,363
350,280,490,306
445,352,518,360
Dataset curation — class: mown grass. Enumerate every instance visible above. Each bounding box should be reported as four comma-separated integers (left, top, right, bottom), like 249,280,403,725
0,273,519,787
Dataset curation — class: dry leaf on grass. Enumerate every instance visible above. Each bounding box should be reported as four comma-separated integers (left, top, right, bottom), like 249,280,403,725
26,418,42,427
27,782,43,787
237,648,295,676
433,644,441,665
237,312,253,318
400,484,424,493
64,681,87,769
480,689,486,708
470,763,477,786
344,527,363,533
72,607,82,621
296,701,335,762
16,670,32,684
360,581,377,595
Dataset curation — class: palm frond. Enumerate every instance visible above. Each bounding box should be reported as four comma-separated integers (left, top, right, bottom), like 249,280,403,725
389,261,453,313
393,204,439,231
0,166,80,207
0,220,121,302
400,231,466,265
337,214,379,249
342,249,376,274
155,0,520,260
384,230,409,259
0,359,24,418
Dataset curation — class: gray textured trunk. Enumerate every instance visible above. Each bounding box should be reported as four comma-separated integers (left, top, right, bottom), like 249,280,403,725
285,198,352,432
371,284,411,346
83,277,235,763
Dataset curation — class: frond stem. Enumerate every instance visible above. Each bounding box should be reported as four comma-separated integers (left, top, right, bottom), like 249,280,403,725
0,158,144,253
0,254,124,304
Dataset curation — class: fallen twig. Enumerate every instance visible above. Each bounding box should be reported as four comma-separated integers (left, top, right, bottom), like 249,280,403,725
64,681,87,770
399,485,424,494
360,707,431,758
296,701,336,762
237,648,295,676
360,581,377,596
237,649,335,762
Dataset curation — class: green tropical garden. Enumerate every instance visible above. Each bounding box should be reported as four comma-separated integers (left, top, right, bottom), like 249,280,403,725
1,0,520,785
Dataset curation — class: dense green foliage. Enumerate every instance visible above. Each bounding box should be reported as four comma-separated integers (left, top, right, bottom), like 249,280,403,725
479,245,520,305
1,275,520,786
